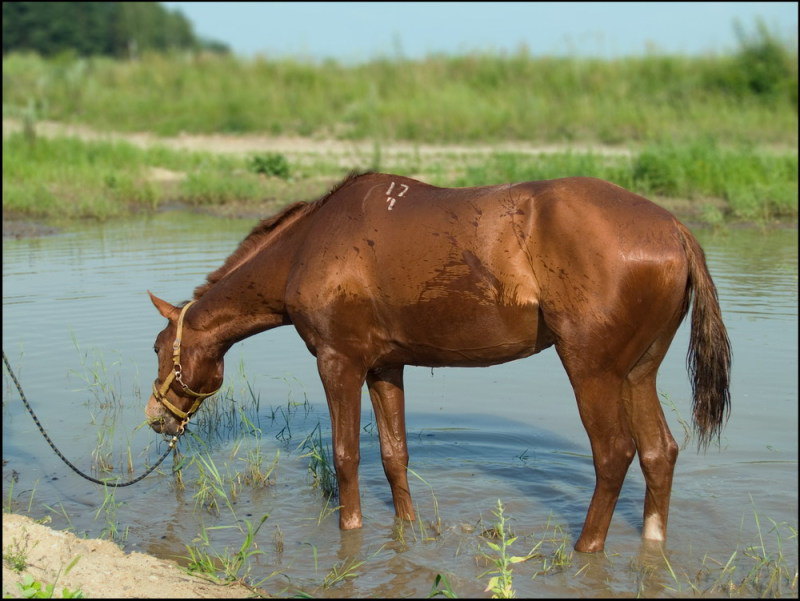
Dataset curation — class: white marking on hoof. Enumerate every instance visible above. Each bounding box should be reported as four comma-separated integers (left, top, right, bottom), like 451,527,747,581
642,513,665,541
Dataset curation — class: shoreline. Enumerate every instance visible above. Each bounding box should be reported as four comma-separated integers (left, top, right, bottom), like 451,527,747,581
3,198,797,241
4,118,796,229
2,512,263,598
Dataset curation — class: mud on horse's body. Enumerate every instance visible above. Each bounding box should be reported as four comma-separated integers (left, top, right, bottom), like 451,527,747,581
146,172,731,553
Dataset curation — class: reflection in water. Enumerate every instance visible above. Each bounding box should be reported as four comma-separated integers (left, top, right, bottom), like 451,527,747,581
2,215,797,597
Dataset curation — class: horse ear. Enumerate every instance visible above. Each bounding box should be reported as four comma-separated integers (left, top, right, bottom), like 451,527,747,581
148,291,180,321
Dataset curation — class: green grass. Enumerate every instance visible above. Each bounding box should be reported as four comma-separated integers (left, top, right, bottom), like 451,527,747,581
0,133,284,219
455,140,798,221
2,21,796,222
3,537,29,572
13,574,85,599
298,422,338,500
3,22,796,146
4,356,797,598
479,500,527,598
4,131,794,222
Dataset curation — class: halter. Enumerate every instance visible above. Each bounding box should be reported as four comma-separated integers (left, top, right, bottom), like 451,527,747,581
152,300,220,425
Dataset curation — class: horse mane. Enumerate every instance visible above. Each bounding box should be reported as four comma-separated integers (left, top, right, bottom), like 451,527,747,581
193,170,372,299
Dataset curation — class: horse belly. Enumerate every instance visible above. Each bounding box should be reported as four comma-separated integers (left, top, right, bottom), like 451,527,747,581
388,299,553,368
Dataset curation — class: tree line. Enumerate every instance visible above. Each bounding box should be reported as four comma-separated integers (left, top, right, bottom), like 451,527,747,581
2,2,229,57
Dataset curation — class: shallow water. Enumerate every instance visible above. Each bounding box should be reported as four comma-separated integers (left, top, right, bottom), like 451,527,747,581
3,212,797,597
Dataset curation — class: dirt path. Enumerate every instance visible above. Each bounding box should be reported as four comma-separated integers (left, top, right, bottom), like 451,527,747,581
2,118,634,160
2,513,264,598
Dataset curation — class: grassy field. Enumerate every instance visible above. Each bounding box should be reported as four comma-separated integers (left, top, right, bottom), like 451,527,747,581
3,131,795,223
2,21,797,223
3,23,796,146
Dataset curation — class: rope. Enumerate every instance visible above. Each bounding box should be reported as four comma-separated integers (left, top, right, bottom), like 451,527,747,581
2,350,179,488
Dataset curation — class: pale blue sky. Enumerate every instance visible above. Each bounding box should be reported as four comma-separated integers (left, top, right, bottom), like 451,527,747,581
163,1,797,61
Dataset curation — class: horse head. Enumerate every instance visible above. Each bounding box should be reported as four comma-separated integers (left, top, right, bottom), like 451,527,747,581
146,292,223,436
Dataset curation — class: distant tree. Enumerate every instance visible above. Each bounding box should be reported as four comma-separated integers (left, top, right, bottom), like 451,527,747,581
2,1,229,57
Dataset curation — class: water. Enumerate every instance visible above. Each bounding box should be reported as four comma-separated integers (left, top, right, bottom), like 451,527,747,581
3,212,797,597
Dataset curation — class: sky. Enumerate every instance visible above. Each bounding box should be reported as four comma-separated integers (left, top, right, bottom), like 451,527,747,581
162,1,798,62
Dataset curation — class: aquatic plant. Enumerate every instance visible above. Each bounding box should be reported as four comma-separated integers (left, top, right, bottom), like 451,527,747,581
479,500,532,599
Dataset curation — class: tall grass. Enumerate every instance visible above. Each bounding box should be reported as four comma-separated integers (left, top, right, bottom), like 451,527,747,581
455,140,798,220
3,132,796,222
3,20,796,146
1,133,278,218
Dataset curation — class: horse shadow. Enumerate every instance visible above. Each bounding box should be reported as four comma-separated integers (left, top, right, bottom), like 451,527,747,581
352,408,646,543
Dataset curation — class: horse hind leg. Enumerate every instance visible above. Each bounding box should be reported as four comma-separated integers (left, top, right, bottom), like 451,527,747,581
366,366,415,522
556,334,636,553
560,363,636,553
624,335,681,545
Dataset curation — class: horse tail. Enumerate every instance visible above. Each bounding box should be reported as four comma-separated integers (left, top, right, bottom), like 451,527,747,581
675,221,732,450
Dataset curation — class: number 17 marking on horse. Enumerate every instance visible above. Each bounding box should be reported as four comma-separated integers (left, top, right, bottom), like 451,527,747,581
386,181,409,210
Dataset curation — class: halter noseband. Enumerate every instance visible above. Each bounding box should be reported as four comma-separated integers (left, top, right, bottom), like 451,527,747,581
152,300,220,425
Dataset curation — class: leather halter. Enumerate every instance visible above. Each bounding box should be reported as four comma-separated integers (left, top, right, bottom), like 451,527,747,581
152,300,220,424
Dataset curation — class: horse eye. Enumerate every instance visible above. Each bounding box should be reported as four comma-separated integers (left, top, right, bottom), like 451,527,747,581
153,346,159,354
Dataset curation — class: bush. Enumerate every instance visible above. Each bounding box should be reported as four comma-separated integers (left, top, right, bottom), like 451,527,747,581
248,153,290,179
704,18,798,105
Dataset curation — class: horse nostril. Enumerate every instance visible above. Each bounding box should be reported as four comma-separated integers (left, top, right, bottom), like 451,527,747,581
147,415,166,433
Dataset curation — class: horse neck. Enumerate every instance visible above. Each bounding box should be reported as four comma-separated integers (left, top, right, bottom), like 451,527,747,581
189,218,306,351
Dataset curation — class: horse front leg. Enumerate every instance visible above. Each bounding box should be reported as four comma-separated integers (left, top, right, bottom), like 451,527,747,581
366,366,415,522
316,350,367,529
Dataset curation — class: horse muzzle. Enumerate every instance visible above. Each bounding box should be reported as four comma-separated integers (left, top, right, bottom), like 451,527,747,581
145,393,181,435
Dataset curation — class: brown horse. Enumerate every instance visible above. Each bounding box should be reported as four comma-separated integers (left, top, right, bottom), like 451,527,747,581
146,172,731,553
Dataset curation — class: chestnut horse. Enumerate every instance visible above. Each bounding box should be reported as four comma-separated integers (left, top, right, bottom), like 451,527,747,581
146,172,731,552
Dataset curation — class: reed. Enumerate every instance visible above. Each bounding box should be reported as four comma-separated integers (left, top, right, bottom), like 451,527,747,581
182,514,270,584
297,421,337,499
3,21,795,145
429,573,459,598
3,131,795,223
95,485,127,542
454,141,798,221
41,502,74,533
628,506,797,598
4,352,795,598
321,556,365,589
406,467,443,540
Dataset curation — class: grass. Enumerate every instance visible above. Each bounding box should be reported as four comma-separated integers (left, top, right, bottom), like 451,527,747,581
479,500,528,598
0,132,275,219
429,573,459,598
627,507,798,598
3,21,796,145
455,140,798,221
2,21,796,223
297,422,338,500
659,392,692,450
321,556,365,589
3,351,797,598
3,535,30,572
2,533,84,599
4,477,24,514
183,514,269,584
3,131,796,223
406,467,443,540
13,573,84,599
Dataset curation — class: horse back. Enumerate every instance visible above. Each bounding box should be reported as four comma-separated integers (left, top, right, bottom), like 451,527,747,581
286,174,688,368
